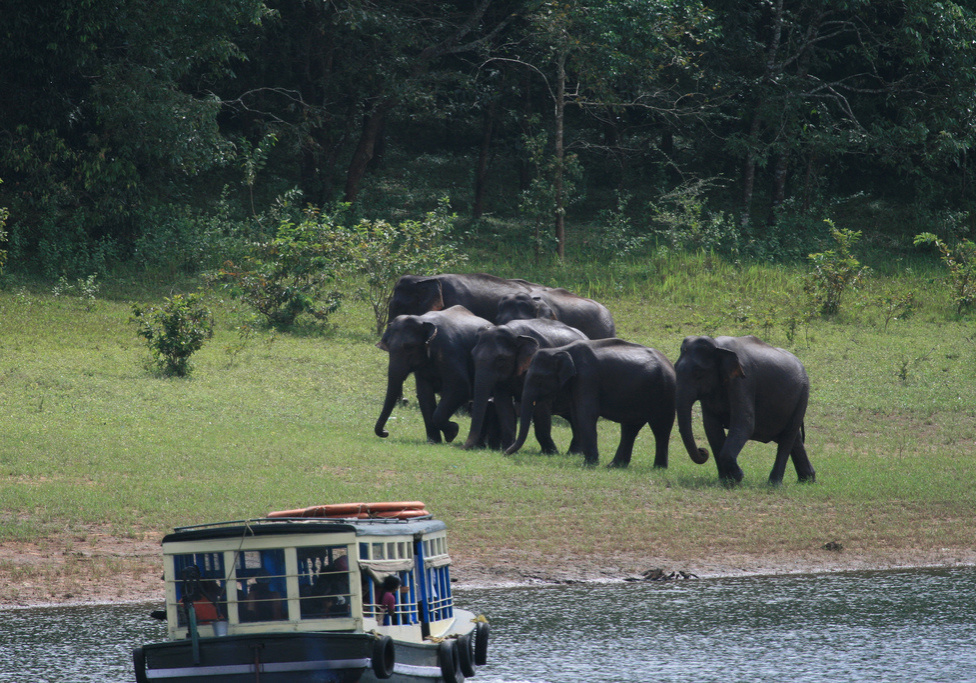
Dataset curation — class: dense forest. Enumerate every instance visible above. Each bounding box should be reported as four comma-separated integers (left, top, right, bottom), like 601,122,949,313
2,0,976,277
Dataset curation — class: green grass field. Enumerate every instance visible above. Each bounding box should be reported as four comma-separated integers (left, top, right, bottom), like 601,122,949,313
1,249,974,598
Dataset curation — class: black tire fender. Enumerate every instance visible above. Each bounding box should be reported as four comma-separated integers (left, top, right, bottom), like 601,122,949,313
473,621,490,666
133,647,149,683
457,632,477,678
371,635,395,679
437,639,464,683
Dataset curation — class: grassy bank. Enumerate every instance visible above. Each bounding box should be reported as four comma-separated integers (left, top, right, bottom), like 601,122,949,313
1,250,975,603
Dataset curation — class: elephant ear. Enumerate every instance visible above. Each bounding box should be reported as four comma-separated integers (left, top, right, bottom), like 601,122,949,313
717,347,745,382
422,321,439,357
417,278,445,311
556,350,577,386
532,296,557,320
514,336,541,375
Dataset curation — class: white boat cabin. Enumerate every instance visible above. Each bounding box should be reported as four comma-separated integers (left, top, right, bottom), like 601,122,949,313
159,517,457,642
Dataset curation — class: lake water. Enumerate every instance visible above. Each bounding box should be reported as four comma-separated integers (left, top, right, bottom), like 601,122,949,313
1,567,973,682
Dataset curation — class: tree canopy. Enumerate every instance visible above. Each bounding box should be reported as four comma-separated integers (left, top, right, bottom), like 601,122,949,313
2,0,975,274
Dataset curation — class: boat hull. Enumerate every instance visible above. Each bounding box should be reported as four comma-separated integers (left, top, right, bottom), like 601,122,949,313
135,632,375,683
362,639,440,683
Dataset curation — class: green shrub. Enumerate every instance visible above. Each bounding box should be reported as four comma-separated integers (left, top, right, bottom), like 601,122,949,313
913,232,976,314
805,221,870,316
213,208,353,329
0,179,8,277
650,179,738,255
131,293,214,377
349,197,467,335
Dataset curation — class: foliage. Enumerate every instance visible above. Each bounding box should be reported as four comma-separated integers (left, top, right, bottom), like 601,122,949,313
875,287,917,333
0,179,7,278
805,222,870,316
0,1,268,275
519,128,583,257
213,208,353,329
913,232,976,314
131,188,256,276
349,198,467,335
131,292,214,377
650,180,738,255
52,274,100,312
587,192,652,259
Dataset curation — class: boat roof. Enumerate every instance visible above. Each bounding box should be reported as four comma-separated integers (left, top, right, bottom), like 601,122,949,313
161,516,447,545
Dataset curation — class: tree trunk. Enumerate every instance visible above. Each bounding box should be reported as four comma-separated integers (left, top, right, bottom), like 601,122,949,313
768,150,788,225
473,100,497,219
740,112,761,229
553,50,567,259
343,100,394,203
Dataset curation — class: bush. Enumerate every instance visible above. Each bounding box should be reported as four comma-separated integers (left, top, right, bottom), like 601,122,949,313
131,293,214,377
349,197,467,335
805,221,870,316
913,232,976,314
213,208,354,329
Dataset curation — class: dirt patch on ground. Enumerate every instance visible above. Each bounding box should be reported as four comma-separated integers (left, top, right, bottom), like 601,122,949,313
2,528,974,608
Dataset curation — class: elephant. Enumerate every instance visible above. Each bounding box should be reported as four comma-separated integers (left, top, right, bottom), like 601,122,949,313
461,318,589,452
374,306,491,444
505,338,676,468
495,289,616,340
673,335,815,484
387,273,539,324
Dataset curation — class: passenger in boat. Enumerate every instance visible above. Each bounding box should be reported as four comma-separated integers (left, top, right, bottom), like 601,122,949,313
241,573,285,622
377,575,401,626
188,579,222,624
303,556,351,619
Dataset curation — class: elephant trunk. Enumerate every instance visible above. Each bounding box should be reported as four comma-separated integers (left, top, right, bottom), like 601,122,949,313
375,364,409,438
503,389,535,455
676,384,710,465
462,372,495,449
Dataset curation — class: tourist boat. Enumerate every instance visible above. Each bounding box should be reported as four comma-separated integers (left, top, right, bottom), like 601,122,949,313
133,501,490,683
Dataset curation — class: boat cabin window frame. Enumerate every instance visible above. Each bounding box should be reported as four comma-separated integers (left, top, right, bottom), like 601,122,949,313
163,533,360,635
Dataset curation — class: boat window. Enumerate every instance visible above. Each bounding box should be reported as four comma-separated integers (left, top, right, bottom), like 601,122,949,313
235,549,288,622
172,552,227,628
366,569,418,626
425,563,453,622
297,545,352,620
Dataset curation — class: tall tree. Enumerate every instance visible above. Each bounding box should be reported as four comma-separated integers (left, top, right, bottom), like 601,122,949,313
0,0,267,271
704,0,976,227
494,0,717,256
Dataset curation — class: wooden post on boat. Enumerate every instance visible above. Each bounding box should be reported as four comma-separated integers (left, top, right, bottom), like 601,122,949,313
413,535,431,639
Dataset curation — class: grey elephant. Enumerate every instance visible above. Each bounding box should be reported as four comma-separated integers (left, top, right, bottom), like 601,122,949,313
461,318,588,452
505,339,676,468
375,306,491,444
495,290,616,339
674,335,815,484
387,273,539,323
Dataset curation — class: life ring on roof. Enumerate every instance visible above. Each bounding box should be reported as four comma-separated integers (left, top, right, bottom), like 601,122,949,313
267,501,428,520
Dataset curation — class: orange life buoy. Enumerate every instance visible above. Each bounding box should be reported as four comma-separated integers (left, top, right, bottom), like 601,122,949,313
267,501,428,520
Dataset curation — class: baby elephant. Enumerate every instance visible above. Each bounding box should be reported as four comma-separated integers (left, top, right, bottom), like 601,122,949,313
674,335,814,484
505,338,676,468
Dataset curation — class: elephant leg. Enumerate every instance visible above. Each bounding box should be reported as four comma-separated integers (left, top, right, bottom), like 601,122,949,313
494,393,518,450
768,437,794,485
432,394,464,443
415,378,442,444
531,402,559,455
789,429,816,483
703,411,745,482
647,411,674,469
573,405,600,467
608,422,643,469
432,370,474,443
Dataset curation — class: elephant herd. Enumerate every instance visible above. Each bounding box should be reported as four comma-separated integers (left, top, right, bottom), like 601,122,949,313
374,273,816,484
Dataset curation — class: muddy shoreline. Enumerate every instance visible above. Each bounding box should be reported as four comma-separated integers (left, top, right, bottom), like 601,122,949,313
3,532,974,608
